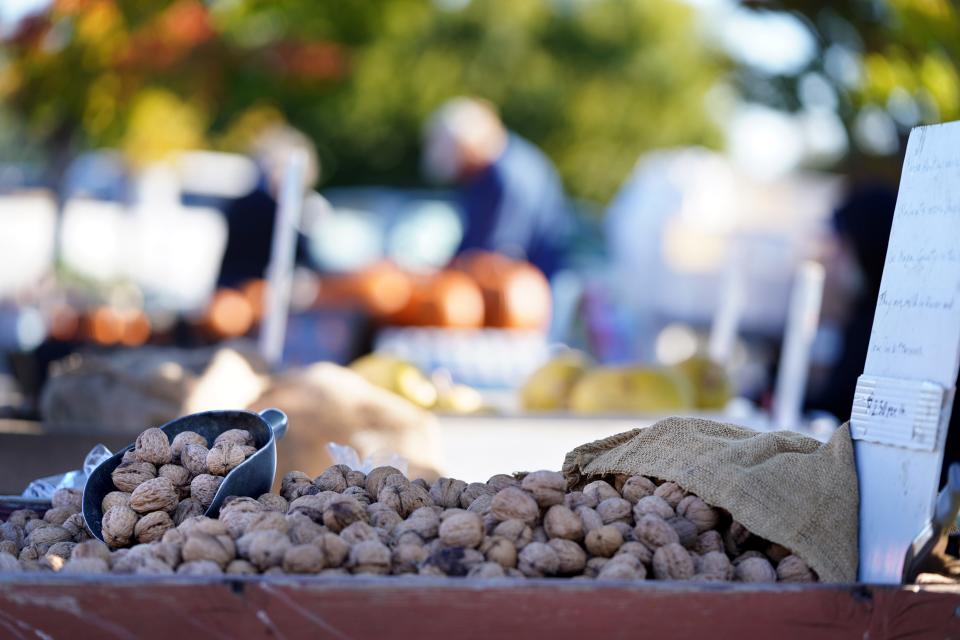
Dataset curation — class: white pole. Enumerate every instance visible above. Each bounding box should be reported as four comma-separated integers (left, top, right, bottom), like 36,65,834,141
258,150,307,369
772,260,825,429
708,259,744,365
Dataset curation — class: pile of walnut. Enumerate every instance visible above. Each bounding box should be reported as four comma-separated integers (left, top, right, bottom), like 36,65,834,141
104,427,259,548
0,466,817,581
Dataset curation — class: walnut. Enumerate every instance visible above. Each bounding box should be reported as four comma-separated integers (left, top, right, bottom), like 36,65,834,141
214,428,254,447
44,540,76,562
244,511,289,535
181,532,235,568
633,495,675,521
598,554,646,580
239,529,291,570
134,428,172,465
596,497,632,524
395,507,440,541
177,515,229,537
699,551,734,580
584,525,624,558
0,552,22,572
287,494,328,522
157,464,192,499
492,519,533,549
724,520,751,556
620,476,656,504
206,442,247,476
258,493,289,513
25,519,48,535
421,546,483,576
349,540,391,574
634,514,680,549
190,474,223,507
62,557,109,574
282,544,326,573
313,466,348,493
25,524,71,553
776,555,815,583
481,536,517,568
438,512,483,548
490,488,539,526
345,469,366,488
693,530,724,555
652,543,694,580
518,541,559,577
281,471,314,501
392,544,428,574
616,541,653,566
111,461,156,493
583,556,608,577
173,498,206,525
43,506,78,526
18,544,41,562
323,495,367,532
152,541,182,567
583,480,619,505
312,532,350,568
0,522,25,548
676,496,718,533
667,516,698,548
171,431,207,458
340,521,380,546
364,466,404,497
548,538,586,575
101,491,131,514
468,561,506,578
575,506,604,533
52,488,83,510
218,497,264,537
564,491,596,510
466,493,493,516
459,482,492,509
653,481,685,508
286,513,325,545
543,505,583,541
177,560,223,576
7,510,38,527
102,506,138,547
521,470,566,508
226,559,259,575
180,444,210,476
0,541,19,556
72,540,110,562
364,502,402,531
610,521,634,542
121,450,138,464
736,556,777,582
133,511,174,544
427,477,464,509
129,477,178,514
342,486,372,506
379,478,433,518
487,474,519,493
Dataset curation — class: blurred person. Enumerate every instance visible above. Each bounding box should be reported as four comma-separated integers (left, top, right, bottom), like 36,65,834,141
422,98,572,278
218,126,320,287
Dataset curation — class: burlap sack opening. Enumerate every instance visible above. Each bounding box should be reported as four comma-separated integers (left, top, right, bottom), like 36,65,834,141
562,417,858,582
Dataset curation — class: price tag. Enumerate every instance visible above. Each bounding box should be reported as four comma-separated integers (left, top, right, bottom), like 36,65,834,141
855,121,960,583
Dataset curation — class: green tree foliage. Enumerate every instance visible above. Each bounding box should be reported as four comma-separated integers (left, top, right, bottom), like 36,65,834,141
1,0,725,202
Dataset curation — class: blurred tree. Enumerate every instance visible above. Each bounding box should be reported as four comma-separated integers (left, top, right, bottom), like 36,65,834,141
0,0,725,202
745,0,959,162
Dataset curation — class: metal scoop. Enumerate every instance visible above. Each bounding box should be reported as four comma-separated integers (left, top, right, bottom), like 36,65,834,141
82,408,287,543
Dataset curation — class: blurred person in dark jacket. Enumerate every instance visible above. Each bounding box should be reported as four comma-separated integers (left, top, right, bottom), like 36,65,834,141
218,126,319,287
422,98,573,278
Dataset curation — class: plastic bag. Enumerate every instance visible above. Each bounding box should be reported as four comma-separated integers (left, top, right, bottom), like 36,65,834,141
327,442,408,476
20,444,113,499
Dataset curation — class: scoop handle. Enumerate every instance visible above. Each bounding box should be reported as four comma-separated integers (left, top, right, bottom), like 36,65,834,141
259,408,288,441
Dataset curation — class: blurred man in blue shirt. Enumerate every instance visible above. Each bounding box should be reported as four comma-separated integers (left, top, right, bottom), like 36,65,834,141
422,98,572,278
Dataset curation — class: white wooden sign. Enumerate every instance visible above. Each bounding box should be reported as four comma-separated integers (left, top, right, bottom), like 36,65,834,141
853,121,960,583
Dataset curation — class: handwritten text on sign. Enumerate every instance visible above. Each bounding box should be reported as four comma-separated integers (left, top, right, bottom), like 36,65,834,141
851,375,944,452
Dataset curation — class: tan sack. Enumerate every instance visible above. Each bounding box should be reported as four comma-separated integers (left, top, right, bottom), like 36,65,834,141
562,417,858,582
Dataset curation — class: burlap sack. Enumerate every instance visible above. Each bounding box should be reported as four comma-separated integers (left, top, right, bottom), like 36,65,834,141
562,417,858,582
